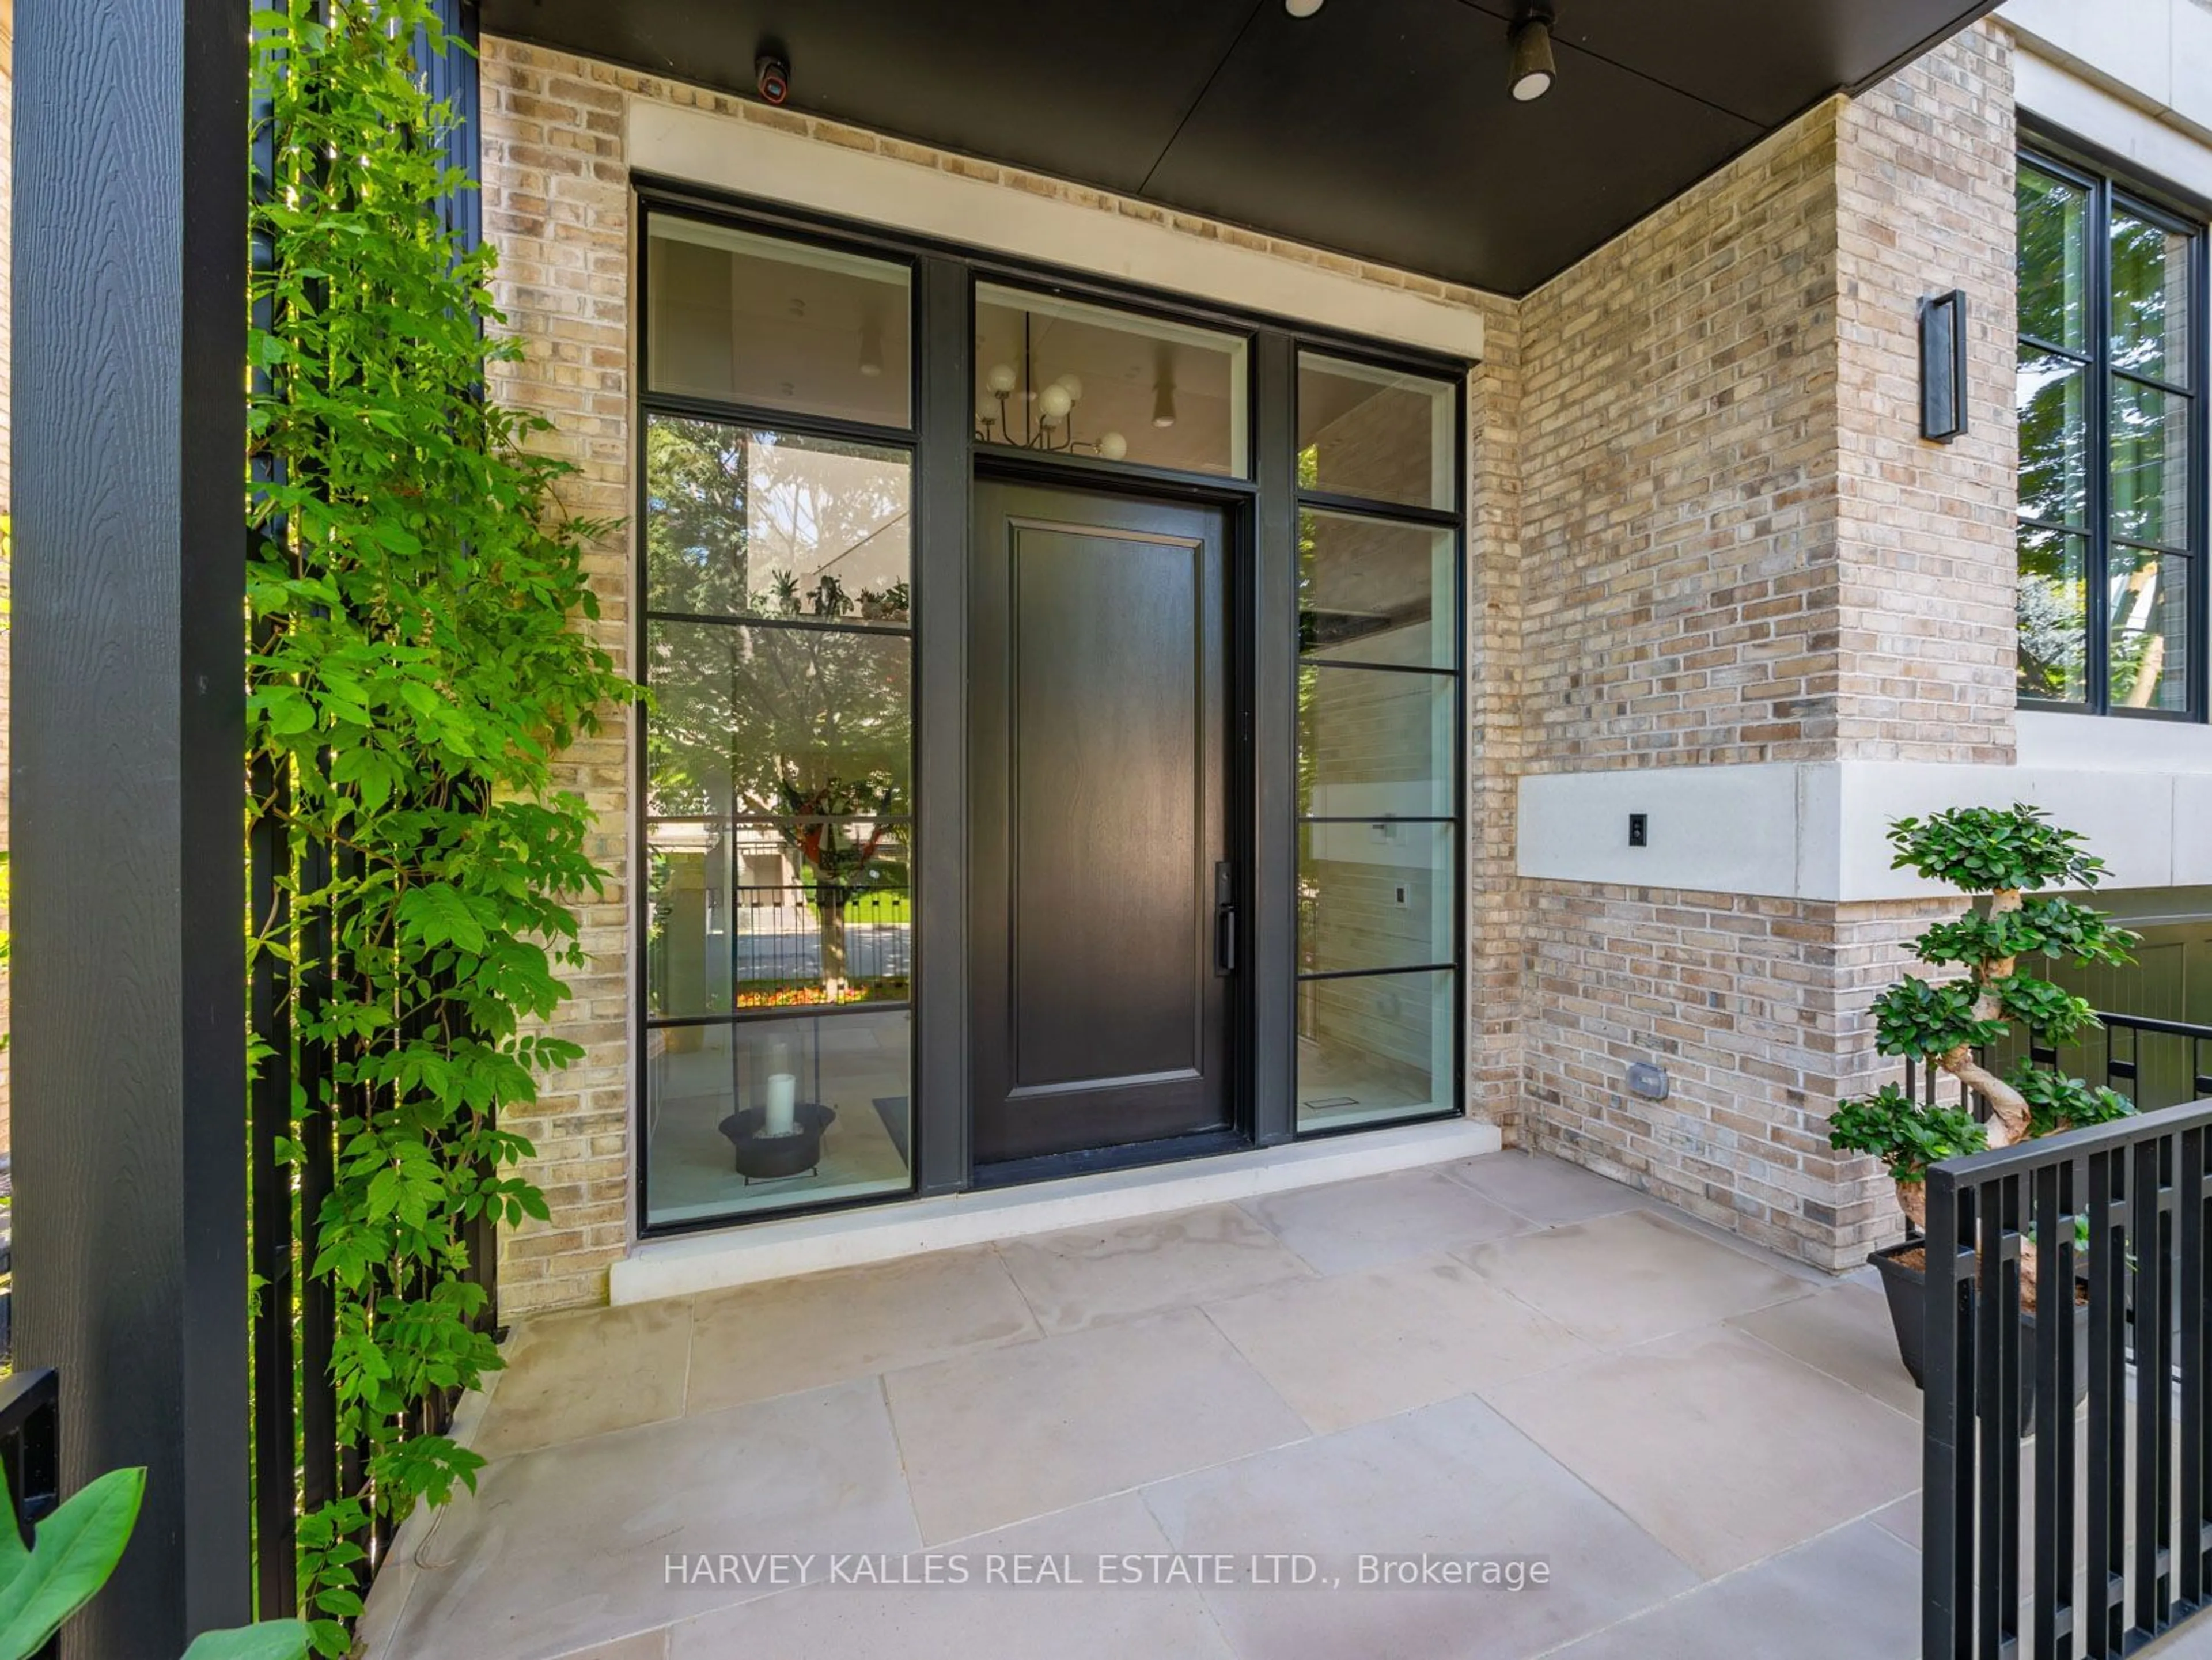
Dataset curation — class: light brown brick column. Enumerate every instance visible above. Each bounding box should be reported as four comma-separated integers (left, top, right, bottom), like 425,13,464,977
1513,24,2019,1269
481,40,635,1315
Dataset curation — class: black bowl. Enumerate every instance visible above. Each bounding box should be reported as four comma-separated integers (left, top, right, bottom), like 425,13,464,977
718,1102,836,1180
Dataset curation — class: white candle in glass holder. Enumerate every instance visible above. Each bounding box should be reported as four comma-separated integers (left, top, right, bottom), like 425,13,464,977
764,1072,798,1136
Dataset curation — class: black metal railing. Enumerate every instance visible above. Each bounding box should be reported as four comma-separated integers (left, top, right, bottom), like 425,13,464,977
1909,1010,2212,1123
2024,1011,2212,1116
1921,1096,2212,1658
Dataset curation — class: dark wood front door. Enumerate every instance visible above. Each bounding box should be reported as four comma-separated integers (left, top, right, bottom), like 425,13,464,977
971,480,1234,1167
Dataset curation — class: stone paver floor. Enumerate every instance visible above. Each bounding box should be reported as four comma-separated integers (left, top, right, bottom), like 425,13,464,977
360,1151,1938,1660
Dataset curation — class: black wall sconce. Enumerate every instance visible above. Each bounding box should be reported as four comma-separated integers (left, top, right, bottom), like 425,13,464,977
1919,289,1968,442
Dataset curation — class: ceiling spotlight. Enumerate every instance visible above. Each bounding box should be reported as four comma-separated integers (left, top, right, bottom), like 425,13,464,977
1284,0,1325,15
1152,380,1178,430
1509,5,1556,103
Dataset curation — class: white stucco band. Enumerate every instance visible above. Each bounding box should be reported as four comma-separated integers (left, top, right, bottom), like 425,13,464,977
1518,717,2212,902
626,100,1488,362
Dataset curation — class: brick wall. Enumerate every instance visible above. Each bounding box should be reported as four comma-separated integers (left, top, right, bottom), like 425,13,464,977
1522,886,1965,1268
1834,24,2018,764
1513,26,2018,1263
1465,318,1526,1134
480,45,635,1314
1519,104,1847,771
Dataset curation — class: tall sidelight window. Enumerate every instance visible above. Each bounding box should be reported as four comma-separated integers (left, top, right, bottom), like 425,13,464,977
1294,354,1462,1131
640,213,917,1230
2017,152,2207,717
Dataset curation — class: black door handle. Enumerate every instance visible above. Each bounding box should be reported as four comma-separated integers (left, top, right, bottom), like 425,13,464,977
1215,905,1237,976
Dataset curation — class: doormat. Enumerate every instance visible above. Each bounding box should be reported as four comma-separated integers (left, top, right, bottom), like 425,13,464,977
873,1097,911,1163
1303,1096,1359,1110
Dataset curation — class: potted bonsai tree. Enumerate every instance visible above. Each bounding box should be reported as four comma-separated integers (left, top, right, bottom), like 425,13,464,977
1829,803,2137,1392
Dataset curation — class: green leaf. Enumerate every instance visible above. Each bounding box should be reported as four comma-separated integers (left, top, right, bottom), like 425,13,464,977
1885,803,2109,893
397,884,486,954
0,1467,145,1660
1830,1084,1987,1184
181,1620,315,1660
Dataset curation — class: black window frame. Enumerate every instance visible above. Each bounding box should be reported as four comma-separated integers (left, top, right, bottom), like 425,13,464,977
2017,141,2210,722
634,209,925,1235
632,183,1475,1235
1289,347,1469,1138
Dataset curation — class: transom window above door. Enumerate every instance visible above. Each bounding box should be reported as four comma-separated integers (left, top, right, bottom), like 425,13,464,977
973,283,1250,477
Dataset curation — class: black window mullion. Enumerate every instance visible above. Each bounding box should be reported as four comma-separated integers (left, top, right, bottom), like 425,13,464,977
1295,962,1457,985
1297,814,1456,825
639,389,915,450
1300,657,1459,679
645,607,914,642
2019,332,2095,368
2089,172,2113,712
2111,366,2196,400
2195,213,2211,721
645,1002,914,1033
1294,486,1463,529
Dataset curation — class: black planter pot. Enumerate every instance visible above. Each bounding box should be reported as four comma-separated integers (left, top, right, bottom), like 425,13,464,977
719,1101,837,1181
1869,1240,2090,1417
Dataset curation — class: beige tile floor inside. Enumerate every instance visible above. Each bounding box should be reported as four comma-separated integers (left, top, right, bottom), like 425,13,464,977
358,1152,1967,1660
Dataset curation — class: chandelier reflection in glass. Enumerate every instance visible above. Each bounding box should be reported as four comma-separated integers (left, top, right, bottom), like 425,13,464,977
975,316,1130,460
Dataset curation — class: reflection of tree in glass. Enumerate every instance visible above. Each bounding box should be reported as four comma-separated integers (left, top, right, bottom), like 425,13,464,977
2105,209,2188,710
2110,554,2174,710
2016,354,2081,529
646,417,912,999
2110,212,2187,382
2016,549,2084,701
646,417,911,621
1294,445,1320,980
2015,170,2193,710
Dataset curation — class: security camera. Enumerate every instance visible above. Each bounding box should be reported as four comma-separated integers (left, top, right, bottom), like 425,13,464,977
756,51,791,105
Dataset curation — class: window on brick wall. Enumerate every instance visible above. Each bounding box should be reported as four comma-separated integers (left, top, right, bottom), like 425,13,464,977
2017,151,2208,718
640,214,917,1231
1293,354,1463,1131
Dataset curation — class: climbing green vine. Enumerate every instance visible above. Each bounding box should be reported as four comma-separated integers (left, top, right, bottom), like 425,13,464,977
248,2,631,1648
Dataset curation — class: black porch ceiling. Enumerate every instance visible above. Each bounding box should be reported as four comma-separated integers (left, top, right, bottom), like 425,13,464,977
480,0,2001,297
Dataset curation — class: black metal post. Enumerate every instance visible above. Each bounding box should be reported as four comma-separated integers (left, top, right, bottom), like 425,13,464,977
914,254,972,1194
1250,331,1296,1147
1922,1165,1969,1660
10,0,252,1651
